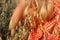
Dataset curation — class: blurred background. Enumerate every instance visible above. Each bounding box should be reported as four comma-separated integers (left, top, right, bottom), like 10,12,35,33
0,0,30,40
0,0,60,40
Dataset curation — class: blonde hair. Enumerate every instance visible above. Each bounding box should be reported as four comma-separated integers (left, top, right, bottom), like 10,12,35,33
24,0,54,21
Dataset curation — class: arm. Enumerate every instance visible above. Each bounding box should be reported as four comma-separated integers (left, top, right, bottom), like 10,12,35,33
9,3,25,30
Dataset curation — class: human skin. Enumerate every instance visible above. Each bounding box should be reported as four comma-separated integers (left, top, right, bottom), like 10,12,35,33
9,0,27,36
9,0,54,36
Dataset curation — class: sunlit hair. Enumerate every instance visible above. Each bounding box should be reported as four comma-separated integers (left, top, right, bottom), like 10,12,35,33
24,0,54,21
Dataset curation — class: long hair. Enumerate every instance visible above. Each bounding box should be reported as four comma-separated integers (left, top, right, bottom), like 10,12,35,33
24,0,54,21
